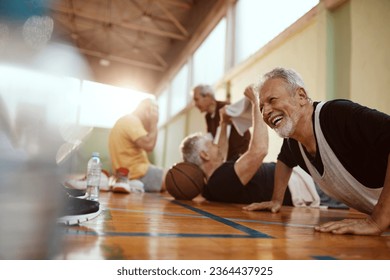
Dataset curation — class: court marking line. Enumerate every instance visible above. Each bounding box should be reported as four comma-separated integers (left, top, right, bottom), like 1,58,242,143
62,207,271,239
103,207,316,229
107,207,206,219
62,203,274,239
311,255,338,260
63,229,266,239
102,205,390,233
171,200,273,238
74,205,390,239
229,217,315,229
61,229,338,261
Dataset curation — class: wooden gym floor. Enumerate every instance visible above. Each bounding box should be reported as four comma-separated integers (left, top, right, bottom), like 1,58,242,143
57,191,390,260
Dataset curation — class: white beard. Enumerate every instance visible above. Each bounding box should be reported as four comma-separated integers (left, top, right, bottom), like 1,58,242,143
274,114,298,138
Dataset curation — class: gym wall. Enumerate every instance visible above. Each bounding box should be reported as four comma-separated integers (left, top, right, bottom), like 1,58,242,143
158,0,390,168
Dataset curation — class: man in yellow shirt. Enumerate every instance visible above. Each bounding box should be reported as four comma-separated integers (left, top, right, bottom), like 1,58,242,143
109,98,163,192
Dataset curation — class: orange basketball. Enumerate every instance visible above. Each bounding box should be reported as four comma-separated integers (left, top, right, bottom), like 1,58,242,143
165,162,206,200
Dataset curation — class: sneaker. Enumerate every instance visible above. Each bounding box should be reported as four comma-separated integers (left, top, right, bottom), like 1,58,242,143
129,180,144,193
112,180,145,193
64,170,110,192
57,194,101,226
112,168,145,193
112,167,131,193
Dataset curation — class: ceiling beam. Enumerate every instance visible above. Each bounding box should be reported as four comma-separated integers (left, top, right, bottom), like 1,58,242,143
120,19,187,41
114,30,168,67
154,0,227,94
156,0,193,10
50,6,188,40
155,1,189,36
79,47,166,71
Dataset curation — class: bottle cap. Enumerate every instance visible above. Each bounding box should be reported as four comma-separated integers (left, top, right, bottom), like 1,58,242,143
91,152,100,157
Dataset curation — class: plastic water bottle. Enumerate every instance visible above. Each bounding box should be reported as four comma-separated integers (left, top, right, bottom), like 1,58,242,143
86,152,101,201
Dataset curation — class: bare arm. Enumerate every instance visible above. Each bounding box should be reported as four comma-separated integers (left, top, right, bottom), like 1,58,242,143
243,159,292,212
271,160,293,202
234,85,268,186
371,153,390,230
135,127,157,152
217,106,229,162
315,153,390,235
135,103,159,152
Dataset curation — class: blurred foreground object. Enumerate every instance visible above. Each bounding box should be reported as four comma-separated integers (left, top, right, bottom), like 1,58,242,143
0,0,91,259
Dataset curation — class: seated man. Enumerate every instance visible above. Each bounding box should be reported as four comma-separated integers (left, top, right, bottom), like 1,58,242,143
109,98,164,193
181,86,332,207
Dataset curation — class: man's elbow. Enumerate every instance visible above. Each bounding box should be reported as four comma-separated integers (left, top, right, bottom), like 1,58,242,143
136,139,155,152
144,145,154,153
140,141,155,152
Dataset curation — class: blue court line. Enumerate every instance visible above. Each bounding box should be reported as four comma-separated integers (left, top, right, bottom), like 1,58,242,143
311,255,338,260
107,207,316,228
107,207,206,219
94,204,390,237
62,201,273,239
171,200,273,238
229,217,315,229
63,229,265,239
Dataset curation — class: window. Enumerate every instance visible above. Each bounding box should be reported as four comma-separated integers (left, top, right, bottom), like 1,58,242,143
235,0,319,64
0,65,79,126
79,81,153,128
169,63,189,117
157,88,169,126
192,18,226,87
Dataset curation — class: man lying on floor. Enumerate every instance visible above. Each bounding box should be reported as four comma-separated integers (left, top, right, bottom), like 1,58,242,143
180,85,344,208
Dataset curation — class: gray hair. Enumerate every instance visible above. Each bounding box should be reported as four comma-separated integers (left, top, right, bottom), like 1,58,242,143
192,84,215,99
259,67,306,94
180,132,213,167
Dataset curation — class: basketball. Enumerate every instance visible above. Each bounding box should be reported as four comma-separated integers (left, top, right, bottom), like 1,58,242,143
165,162,206,200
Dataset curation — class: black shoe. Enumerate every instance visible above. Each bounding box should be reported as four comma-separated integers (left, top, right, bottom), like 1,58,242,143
57,194,101,226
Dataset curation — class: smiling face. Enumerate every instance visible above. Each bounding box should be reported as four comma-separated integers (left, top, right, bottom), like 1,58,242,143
259,78,301,138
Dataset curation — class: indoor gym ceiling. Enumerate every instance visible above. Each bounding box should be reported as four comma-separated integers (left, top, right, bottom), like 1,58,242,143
49,0,229,94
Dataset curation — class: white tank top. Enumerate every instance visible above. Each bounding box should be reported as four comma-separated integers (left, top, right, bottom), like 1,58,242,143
298,102,382,214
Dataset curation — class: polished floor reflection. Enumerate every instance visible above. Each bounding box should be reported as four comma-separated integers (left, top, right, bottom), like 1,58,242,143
56,192,390,260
